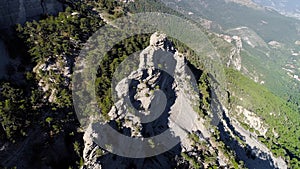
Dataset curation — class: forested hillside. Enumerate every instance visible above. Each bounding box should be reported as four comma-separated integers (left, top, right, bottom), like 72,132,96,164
0,0,299,168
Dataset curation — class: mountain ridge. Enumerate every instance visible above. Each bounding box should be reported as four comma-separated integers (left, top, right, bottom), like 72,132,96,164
0,0,299,168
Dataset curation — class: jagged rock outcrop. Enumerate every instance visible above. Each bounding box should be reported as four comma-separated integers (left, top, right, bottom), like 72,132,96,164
82,33,225,169
0,0,63,29
227,35,242,71
216,33,242,71
82,32,287,169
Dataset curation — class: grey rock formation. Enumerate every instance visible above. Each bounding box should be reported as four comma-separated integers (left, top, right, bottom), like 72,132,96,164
82,33,216,169
82,31,286,169
0,0,63,29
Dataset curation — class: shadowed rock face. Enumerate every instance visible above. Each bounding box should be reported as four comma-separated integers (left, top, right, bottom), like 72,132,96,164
0,0,63,29
0,39,9,78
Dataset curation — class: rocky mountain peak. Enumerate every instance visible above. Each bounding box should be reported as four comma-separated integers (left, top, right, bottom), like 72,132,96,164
82,32,209,168
149,32,175,52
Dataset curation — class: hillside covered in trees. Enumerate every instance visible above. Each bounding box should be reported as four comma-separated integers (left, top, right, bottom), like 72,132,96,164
0,0,299,169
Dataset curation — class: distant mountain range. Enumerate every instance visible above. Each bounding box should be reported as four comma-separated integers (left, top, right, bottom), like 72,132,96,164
252,0,300,19
162,0,300,101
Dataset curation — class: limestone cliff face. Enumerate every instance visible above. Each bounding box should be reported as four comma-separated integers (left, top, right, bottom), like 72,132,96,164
0,0,63,29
